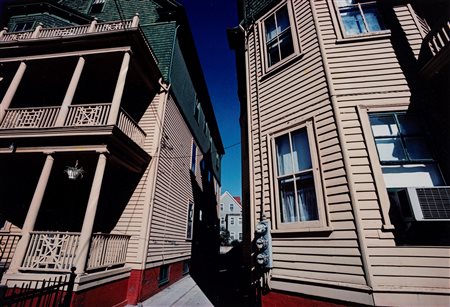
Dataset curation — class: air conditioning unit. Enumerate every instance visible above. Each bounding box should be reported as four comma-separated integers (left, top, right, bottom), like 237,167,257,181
396,187,450,222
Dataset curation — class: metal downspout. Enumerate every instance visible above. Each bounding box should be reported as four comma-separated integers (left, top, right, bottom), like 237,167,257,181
309,0,375,294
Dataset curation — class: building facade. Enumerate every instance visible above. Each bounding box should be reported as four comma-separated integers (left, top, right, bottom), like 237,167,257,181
0,0,224,305
229,0,449,306
220,191,243,242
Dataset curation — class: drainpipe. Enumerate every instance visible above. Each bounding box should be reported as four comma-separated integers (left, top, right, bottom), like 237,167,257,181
309,0,375,292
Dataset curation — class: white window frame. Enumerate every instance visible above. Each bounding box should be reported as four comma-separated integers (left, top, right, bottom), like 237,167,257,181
230,217,235,225
230,203,234,211
258,0,301,74
239,217,242,224
230,231,235,240
270,120,327,231
330,0,390,41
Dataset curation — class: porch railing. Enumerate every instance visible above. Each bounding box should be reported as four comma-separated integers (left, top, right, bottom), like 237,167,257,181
65,103,110,126
21,232,80,272
86,233,130,271
424,20,450,57
20,232,130,273
0,106,59,129
118,109,146,147
0,234,21,279
0,104,146,147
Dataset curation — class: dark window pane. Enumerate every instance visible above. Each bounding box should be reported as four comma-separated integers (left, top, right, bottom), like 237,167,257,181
265,15,277,41
397,114,421,135
276,134,292,175
276,6,290,33
279,31,294,60
279,177,297,223
362,4,384,32
291,129,312,172
375,138,407,161
267,42,281,66
296,173,318,221
405,137,433,160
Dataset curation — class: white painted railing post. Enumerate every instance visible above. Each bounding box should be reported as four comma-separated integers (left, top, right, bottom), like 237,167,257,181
88,18,98,33
55,57,85,126
74,153,107,274
8,154,54,273
131,13,140,28
107,52,130,125
0,61,27,124
31,23,43,38
0,27,7,39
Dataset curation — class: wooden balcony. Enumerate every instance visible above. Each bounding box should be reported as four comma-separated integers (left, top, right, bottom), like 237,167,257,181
0,17,158,65
0,104,146,148
419,20,450,78
20,231,130,273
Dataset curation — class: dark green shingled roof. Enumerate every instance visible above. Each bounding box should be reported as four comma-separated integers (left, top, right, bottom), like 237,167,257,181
239,0,279,22
141,22,177,80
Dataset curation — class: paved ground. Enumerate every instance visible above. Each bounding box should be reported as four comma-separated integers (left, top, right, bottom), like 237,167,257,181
140,275,213,307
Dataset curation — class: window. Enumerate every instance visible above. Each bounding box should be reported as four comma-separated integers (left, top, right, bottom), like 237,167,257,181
239,233,243,241
13,22,34,32
191,142,197,173
230,204,234,211
263,4,296,68
186,202,194,240
220,203,223,211
158,265,170,286
90,0,106,14
274,127,322,226
220,217,225,225
230,217,235,225
230,232,235,240
239,217,242,225
336,0,385,36
369,112,444,188
183,260,190,275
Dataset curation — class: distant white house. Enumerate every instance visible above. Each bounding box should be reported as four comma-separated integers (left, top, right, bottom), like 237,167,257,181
220,191,242,243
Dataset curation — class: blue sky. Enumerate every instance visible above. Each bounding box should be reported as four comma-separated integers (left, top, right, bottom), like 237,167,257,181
180,1,242,197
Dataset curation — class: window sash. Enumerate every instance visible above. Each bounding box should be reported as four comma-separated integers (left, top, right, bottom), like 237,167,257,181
264,5,295,67
337,0,384,36
275,127,319,224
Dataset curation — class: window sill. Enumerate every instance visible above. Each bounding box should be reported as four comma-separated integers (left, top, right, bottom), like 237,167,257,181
260,52,303,82
158,279,169,287
336,30,391,44
272,226,333,235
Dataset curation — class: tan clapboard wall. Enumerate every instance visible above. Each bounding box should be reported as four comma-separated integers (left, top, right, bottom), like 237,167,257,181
316,0,450,300
247,0,369,302
113,93,162,263
146,94,197,265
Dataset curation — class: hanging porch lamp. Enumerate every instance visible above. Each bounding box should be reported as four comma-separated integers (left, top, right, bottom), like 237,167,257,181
64,160,85,180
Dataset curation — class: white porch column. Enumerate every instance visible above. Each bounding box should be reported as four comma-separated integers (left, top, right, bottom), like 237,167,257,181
107,52,130,125
55,57,85,126
74,153,107,274
0,61,27,123
8,154,54,273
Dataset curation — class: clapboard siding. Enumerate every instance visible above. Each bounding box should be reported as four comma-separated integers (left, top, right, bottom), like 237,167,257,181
315,0,450,297
246,0,367,294
146,95,196,264
113,93,161,263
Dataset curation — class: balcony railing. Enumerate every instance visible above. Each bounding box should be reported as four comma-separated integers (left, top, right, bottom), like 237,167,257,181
0,234,21,279
0,106,59,128
424,21,450,57
86,233,130,271
20,231,130,273
0,104,146,147
117,109,147,147
0,18,137,42
419,20,450,77
65,103,110,126
22,232,80,272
